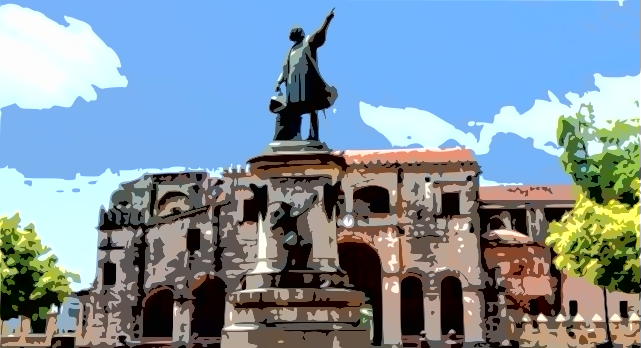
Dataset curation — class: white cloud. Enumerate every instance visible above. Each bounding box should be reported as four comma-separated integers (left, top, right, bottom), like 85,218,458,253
0,4,130,289
479,176,523,187
0,166,223,291
0,4,127,115
360,74,640,158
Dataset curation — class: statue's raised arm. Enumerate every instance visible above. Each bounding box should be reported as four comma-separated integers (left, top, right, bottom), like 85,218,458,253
308,8,335,49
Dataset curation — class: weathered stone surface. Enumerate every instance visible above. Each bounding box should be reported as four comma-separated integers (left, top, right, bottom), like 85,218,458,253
66,148,641,348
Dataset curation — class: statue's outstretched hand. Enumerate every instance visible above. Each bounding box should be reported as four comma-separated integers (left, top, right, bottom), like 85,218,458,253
328,8,335,19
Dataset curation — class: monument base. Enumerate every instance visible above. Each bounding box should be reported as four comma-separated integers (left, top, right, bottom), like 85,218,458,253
221,288,370,348
259,140,331,156
245,270,351,289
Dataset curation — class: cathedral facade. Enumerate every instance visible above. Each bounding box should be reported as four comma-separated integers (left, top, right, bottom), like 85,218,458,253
72,148,640,348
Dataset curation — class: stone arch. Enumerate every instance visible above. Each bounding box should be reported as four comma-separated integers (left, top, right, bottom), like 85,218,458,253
400,274,425,337
488,215,507,231
191,275,227,339
338,240,383,346
141,285,176,307
157,191,190,216
189,272,215,291
336,230,376,250
353,185,391,215
141,286,175,339
495,212,513,230
400,270,428,285
427,268,471,290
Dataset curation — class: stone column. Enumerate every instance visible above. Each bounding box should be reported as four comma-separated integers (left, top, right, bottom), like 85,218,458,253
45,309,58,344
526,206,546,243
18,316,30,342
74,303,89,347
497,294,510,342
423,292,441,341
172,298,194,348
75,303,85,336
305,191,340,272
373,227,402,347
462,290,484,343
381,275,402,347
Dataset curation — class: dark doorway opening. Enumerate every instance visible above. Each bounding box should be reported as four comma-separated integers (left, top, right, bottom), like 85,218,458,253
440,192,461,217
440,276,464,337
353,186,391,215
192,277,227,339
142,289,174,338
338,242,383,346
401,276,425,347
103,261,117,286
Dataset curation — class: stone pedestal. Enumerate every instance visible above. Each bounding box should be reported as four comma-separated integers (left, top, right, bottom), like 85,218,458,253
221,141,370,348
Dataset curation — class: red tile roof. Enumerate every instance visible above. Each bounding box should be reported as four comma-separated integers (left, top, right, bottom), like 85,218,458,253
334,148,476,165
479,185,575,202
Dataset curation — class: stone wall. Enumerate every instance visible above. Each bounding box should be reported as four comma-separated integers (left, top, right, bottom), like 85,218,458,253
72,154,630,348
78,171,226,346
561,272,641,325
216,171,266,291
483,244,559,312
334,162,486,346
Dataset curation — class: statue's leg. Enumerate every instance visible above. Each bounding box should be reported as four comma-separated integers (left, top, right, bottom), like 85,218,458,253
274,112,303,141
307,111,319,141
273,114,285,141
293,114,303,140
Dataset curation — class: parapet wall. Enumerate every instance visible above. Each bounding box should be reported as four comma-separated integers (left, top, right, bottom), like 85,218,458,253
3,310,639,348
221,166,252,178
0,313,73,348
501,312,640,348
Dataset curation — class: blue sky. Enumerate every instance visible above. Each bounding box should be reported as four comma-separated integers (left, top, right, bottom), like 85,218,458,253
0,0,639,291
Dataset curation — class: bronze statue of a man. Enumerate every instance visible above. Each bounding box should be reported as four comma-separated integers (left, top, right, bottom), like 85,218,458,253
271,8,338,142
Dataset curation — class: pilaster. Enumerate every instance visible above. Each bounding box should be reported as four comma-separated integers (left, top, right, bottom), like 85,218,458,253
172,298,194,347
381,275,402,346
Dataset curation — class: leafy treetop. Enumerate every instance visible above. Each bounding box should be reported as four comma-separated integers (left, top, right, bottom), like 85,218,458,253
548,102,640,294
0,213,80,322
557,103,640,206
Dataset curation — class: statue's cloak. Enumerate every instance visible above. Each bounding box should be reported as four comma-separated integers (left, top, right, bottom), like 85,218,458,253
282,36,337,114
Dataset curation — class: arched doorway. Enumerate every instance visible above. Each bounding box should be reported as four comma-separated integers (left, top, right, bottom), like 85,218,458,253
192,277,227,340
401,276,425,346
142,288,174,339
440,276,464,337
338,242,383,346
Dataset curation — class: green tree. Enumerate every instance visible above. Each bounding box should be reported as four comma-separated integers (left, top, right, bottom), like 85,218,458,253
547,103,640,347
0,212,80,328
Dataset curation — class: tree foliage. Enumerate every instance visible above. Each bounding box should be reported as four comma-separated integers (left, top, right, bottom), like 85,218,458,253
547,102,640,294
0,213,80,322
556,103,640,205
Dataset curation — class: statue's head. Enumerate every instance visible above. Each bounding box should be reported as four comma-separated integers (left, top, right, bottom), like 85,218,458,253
289,26,305,43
